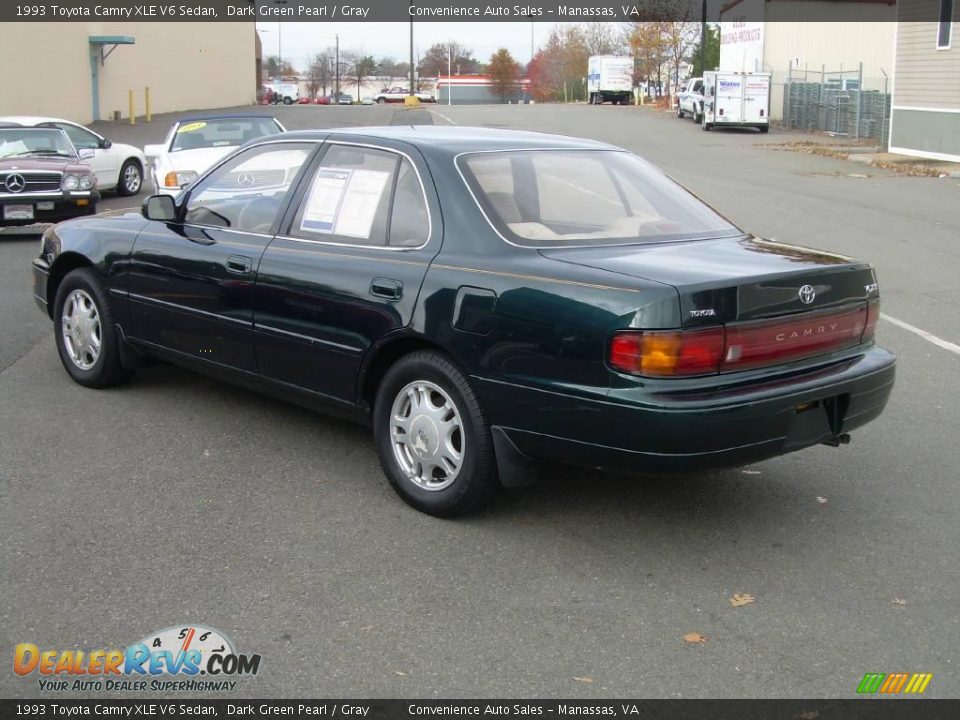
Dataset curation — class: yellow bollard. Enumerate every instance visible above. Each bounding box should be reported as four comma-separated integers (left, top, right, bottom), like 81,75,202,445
145,87,151,123
128,90,135,125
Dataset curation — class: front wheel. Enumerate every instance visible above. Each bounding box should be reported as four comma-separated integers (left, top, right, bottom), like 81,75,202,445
374,351,498,517
702,122,712,131
54,268,131,388
677,105,684,118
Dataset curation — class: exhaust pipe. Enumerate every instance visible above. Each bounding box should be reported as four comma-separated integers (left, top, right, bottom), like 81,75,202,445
821,433,851,448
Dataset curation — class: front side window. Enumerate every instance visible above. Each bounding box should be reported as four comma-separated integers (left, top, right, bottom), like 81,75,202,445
939,0,954,48
183,143,313,233
290,144,430,248
171,118,283,152
460,150,739,247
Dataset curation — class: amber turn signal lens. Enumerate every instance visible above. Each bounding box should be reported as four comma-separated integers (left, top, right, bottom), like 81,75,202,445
609,328,725,377
164,172,180,188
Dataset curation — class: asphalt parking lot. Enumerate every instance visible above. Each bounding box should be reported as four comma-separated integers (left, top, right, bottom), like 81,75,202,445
1,103,958,699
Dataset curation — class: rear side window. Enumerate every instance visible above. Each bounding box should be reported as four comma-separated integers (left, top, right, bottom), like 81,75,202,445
290,144,430,248
460,150,739,247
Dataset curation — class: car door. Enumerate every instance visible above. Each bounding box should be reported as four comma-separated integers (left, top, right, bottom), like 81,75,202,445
253,139,440,404
41,121,116,189
127,140,318,372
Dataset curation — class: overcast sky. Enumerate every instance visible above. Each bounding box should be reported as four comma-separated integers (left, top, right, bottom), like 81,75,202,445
255,22,559,70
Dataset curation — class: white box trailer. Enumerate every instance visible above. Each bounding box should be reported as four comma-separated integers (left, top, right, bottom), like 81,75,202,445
587,56,634,105
702,71,771,132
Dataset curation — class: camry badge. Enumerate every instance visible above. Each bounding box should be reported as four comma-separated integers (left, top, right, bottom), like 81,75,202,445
798,284,816,304
5,173,26,193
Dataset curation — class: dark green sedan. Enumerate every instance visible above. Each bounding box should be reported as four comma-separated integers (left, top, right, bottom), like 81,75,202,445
32,127,895,516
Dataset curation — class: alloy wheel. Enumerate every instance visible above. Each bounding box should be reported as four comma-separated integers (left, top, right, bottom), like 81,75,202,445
390,380,464,491
61,289,101,370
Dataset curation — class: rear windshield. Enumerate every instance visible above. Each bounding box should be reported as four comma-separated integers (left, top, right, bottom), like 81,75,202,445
459,150,739,247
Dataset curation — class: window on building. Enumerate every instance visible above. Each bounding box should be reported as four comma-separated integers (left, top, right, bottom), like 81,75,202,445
940,0,954,48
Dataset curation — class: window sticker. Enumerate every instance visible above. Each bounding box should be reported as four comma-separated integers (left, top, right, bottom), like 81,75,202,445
300,168,391,239
301,169,350,234
177,122,207,133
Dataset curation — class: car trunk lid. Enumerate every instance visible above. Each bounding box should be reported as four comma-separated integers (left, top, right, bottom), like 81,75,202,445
541,235,879,373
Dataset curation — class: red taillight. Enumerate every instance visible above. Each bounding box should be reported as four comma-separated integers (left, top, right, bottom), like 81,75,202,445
862,299,880,342
609,328,725,377
610,303,875,378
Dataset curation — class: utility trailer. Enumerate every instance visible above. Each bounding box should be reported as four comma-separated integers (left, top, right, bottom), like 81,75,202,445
702,71,771,132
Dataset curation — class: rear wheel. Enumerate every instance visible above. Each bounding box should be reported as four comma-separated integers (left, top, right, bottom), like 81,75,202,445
117,159,142,196
374,351,498,517
54,268,131,388
759,125,770,134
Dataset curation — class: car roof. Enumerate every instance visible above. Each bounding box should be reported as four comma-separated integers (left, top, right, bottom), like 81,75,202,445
277,125,619,156
0,115,75,126
174,114,281,123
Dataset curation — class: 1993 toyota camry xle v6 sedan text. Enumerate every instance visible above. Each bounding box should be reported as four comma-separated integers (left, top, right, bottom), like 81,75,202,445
32,127,895,516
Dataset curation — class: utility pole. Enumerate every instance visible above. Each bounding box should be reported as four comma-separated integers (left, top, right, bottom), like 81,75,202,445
700,0,707,75
335,33,340,100
409,1,415,96
448,41,452,106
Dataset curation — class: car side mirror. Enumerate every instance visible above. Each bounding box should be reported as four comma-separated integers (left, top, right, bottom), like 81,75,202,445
78,148,96,161
142,194,177,222
100,138,112,149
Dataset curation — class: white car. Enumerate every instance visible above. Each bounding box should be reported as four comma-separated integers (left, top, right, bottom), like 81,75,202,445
144,115,286,195
374,87,437,104
0,115,146,196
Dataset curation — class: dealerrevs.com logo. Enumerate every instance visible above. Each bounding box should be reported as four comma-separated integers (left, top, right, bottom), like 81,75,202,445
14,625,262,692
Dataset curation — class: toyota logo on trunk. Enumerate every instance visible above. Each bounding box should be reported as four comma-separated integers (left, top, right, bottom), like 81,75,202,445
5,173,26,193
798,285,817,304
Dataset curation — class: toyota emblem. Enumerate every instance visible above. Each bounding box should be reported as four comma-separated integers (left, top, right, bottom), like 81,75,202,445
798,284,816,304
4,173,26,193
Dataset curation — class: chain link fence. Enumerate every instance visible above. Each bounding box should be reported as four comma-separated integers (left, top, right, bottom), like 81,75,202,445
779,64,891,146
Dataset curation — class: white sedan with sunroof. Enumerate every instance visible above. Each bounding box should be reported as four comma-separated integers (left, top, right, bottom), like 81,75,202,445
144,115,286,196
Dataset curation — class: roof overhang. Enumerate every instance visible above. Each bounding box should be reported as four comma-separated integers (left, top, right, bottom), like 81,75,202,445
89,35,135,63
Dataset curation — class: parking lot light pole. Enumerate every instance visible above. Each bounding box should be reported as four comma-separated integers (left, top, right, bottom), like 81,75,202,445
409,2,415,98
335,33,340,101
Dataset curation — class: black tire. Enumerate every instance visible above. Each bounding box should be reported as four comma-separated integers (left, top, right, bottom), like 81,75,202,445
677,105,684,118
377,98,386,104
759,125,770,134
53,268,131,388
117,159,142,197
703,122,712,131
283,96,293,105
374,351,498,517
694,112,703,124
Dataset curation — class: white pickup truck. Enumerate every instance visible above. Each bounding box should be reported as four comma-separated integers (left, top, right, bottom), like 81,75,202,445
676,77,704,123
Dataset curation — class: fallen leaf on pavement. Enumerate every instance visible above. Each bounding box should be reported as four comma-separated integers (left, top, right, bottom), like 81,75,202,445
573,676,594,684
359,625,375,631
729,592,756,607
815,497,828,504
892,598,907,607
393,670,407,676
682,632,708,645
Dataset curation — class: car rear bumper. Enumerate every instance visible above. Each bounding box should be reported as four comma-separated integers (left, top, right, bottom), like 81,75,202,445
477,346,896,475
